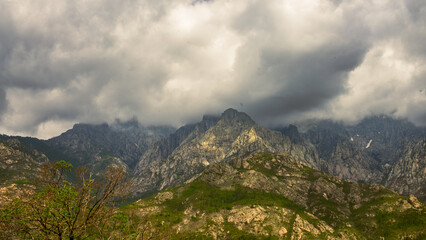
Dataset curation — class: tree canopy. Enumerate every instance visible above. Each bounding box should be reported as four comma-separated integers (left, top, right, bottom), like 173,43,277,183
0,161,130,239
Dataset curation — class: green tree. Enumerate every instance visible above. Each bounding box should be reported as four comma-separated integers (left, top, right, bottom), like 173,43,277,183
0,160,131,239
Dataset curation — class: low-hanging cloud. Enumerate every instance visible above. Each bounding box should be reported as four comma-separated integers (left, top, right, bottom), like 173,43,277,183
0,0,425,139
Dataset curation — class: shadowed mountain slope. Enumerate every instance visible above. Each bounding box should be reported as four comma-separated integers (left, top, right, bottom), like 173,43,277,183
46,120,175,173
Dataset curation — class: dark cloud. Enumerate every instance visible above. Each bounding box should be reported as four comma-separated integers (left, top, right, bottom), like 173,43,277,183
245,42,368,120
404,0,426,22
0,0,425,138
401,0,426,59
0,88,7,115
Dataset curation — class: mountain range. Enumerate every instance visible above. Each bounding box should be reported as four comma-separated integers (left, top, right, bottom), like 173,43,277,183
1,109,425,199
0,108,425,238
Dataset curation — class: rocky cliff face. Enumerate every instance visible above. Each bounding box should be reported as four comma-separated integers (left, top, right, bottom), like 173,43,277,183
385,138,426,201
132,109,320,196
46,119,175,172
296,117,426,200
135,115,220,172
299,121,381,183
126,153,425,239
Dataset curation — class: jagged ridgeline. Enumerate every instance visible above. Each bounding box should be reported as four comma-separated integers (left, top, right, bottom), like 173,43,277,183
132,109,425,202
123,153,425,239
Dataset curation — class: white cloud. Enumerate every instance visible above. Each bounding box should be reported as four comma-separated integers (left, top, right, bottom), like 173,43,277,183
327,41,425,122
0,0,425,138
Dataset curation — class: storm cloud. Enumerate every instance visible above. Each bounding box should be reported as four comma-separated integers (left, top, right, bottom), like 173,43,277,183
0,0,425,138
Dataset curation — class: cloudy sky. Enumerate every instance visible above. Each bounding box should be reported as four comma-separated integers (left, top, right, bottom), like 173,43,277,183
0,0,425,139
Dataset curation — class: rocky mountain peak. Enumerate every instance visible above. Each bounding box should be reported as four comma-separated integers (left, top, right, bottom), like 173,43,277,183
220,108,255,125
222,108,239,117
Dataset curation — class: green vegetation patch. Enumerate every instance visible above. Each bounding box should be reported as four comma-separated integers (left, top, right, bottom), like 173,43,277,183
161,181,305,214
350,194,426,239
374,209,426,239
12,179,30,186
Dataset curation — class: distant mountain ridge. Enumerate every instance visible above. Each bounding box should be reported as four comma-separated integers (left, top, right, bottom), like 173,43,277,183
293,116,426,200
46,120,175,172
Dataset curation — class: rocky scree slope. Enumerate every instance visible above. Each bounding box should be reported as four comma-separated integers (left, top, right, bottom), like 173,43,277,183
127,153,425,239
